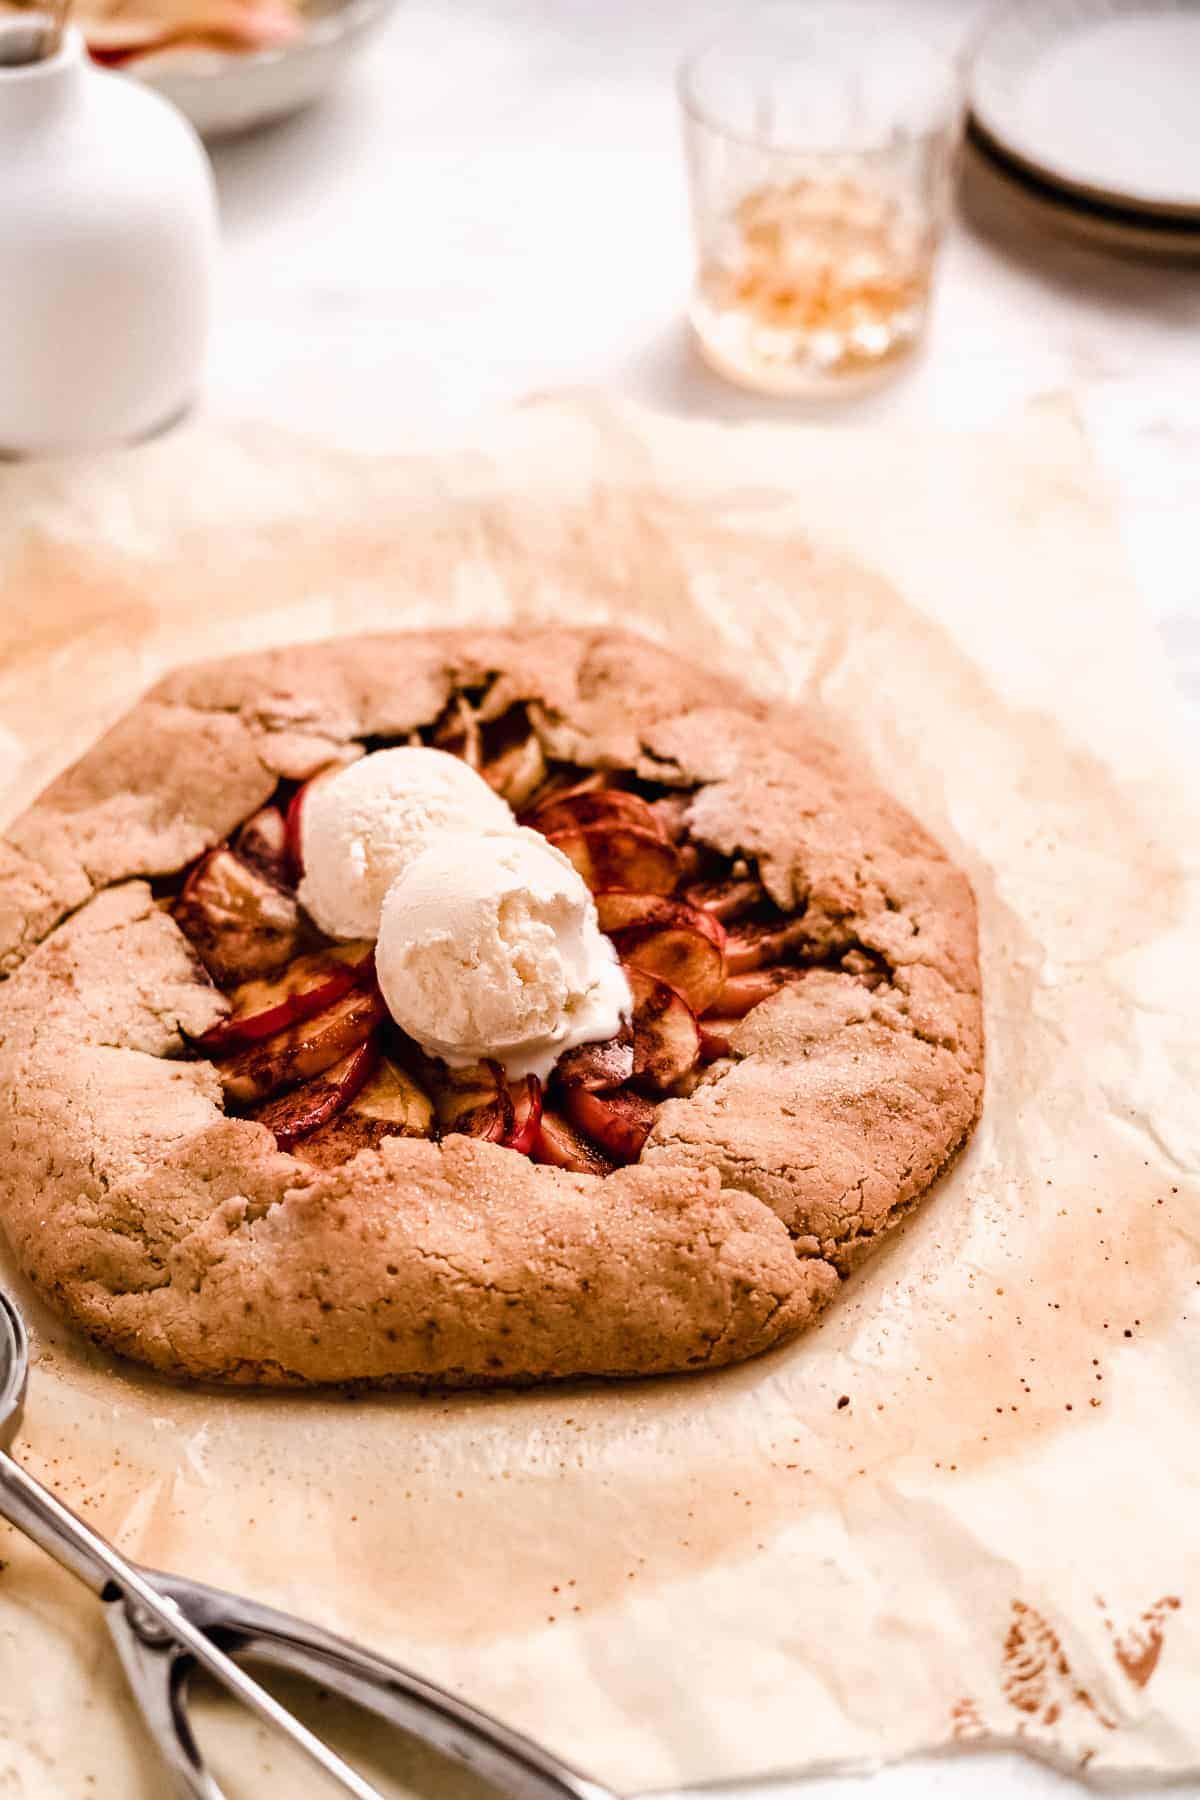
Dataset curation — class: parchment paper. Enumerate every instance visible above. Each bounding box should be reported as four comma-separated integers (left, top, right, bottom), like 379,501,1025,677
0,393,1196,1800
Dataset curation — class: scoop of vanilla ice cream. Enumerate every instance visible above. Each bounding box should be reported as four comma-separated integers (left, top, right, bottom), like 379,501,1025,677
298,747,514,940
376,829,631,1081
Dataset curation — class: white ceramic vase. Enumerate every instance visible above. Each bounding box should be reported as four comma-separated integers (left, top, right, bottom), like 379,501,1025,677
0,19,218,456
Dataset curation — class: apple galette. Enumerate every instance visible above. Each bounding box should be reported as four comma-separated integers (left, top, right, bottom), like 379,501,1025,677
0,630,983,1386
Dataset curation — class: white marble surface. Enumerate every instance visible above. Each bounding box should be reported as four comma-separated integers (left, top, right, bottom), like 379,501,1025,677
143,4,1200,1798
203,0,1200,738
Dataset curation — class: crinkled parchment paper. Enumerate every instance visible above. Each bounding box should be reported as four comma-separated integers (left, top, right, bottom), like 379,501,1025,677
0,394,1197,1799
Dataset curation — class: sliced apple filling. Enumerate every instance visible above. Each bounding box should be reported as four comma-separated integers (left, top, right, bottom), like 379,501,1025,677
170,696,866,1175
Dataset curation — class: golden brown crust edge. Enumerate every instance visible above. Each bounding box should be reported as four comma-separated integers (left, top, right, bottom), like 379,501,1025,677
0,628,982,1386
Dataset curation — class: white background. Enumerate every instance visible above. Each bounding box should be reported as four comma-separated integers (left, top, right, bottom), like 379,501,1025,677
204,0,1200,742
195,3,1198,1795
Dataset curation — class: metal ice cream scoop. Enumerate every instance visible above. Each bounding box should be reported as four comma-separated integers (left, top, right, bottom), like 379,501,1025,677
0,1290,615,1800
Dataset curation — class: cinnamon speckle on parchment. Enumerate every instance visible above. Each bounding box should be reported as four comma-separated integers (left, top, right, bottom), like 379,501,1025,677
1002,1600,1117,1732
1098,1594,1182,1690
950,1696,985,1741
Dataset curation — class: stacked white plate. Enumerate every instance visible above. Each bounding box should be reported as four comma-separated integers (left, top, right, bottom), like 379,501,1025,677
967,0,1200,258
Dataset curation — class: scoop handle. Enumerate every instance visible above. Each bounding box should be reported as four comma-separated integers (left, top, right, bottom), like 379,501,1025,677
0,1445,114,1594
0,1448,384,1799
143,1567,617,1800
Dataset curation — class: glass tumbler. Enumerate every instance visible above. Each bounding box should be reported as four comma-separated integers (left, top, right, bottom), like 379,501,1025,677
678,6,964,396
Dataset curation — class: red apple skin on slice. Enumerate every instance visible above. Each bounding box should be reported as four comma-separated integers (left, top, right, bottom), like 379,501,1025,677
199,941,374,1051
292,1055,435,1166
217,985,387,1103
285,761,353,879
626,967,701,1093
723,915,814,975
284,784,308,877
531,1111,615,1178
173,848,301,984
563,1086,655,1164
432,1060,514,1144
715,966,810,1018
648,790,692,840
529,789,665,843
443,1096,512,1143
250,1038,380,1151
698,1019,740,1061
233,807,292,890
544,826,679,897
555,1034,635,1091
596,892,725,938
596,900,725,1012
522,769,608,817
503,1075,544,1155
684,876,767,923
615,921,726,1015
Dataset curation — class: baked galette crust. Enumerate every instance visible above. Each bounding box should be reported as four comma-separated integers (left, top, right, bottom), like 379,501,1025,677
0,630,982,1385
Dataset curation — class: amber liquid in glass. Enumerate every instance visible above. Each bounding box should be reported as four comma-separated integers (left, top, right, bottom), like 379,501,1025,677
692,176,934,394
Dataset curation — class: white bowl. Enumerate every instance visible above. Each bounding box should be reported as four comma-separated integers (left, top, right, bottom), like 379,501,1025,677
131,0,399,139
